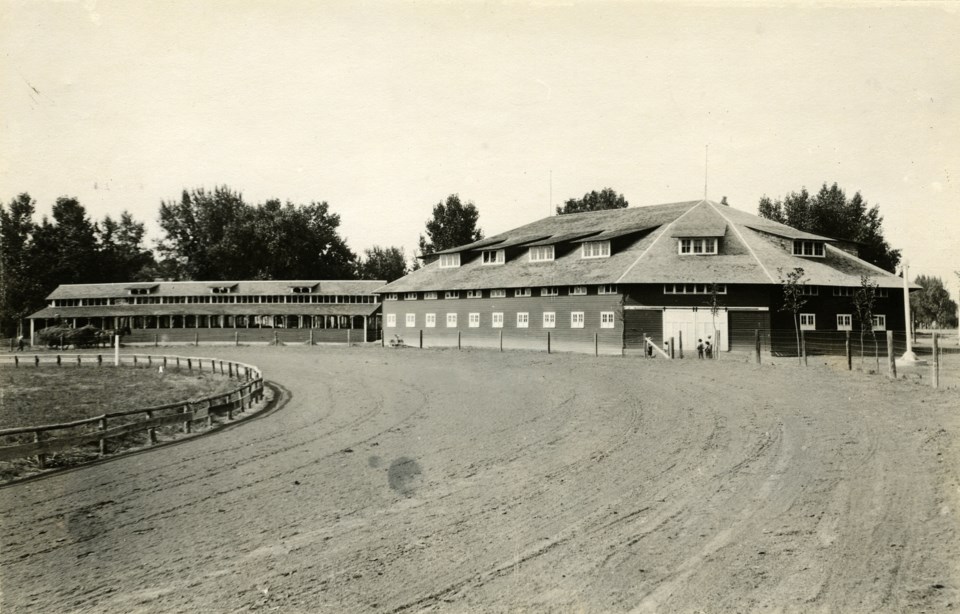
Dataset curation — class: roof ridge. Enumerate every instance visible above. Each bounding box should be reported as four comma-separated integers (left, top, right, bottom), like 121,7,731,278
707,201,777,283
615,200,706,284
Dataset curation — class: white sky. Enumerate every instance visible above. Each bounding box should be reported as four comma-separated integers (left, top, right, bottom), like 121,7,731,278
2,1,958,296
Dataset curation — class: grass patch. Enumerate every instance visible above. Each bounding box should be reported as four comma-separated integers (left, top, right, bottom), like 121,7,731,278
0,366,237,429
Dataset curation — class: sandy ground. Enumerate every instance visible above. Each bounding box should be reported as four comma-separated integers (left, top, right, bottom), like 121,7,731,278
0,346,958,613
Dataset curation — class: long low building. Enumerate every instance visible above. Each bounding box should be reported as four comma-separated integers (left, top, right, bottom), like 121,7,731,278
28,280,385,344
376,199,911,355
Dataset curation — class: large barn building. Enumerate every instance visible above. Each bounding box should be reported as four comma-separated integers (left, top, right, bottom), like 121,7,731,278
376,199,909,355
27,280,384,345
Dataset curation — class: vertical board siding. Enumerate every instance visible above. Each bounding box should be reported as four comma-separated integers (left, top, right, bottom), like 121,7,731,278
728,311,771,351
382,294,624,353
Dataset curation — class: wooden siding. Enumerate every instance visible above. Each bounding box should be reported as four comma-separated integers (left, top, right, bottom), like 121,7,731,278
623,309,661,349
728,311,771,351
381,292,624,353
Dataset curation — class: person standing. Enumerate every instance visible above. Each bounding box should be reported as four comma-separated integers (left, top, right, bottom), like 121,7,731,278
697,338,704,359
705,337,713,359
16,335,24,351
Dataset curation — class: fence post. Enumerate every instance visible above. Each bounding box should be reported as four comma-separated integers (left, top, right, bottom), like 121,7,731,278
228,362,234,378
595,332,599,357
183,405,192,434
932,333,940,389
34,430,45,469
669,337,675,359
163,356,168,369
154,333,158,347
146,410,157,444
34,355,39,367
419,329,423,349
14,355,19,368
236,331,240,347
77,355,81,367
801,331,807,367
845,331,852,370
347,329,351,346
754,329,761,364
499,330,503,352
274,331,279,346
187,358,192,371
227,393,234,420
99,416,107,455
195,332,199,347
678,331,683,359
176,357,180,368
458,331,461,350
97,354,103,367
887,331,897,379
547,331,551,354
148,355,152,368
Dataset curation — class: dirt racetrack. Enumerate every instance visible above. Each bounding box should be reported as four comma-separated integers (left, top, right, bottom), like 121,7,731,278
1,346,958,613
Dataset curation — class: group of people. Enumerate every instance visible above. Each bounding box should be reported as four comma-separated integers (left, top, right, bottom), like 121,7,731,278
696,336,713,359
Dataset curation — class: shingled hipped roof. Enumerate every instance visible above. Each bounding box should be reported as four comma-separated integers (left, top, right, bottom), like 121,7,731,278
46,280,385,301
378,199,907,293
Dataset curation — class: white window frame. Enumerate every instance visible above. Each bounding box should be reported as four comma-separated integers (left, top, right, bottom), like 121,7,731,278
600,312,615,328
800,313,816,331
581,241,611,259
571,311,585,328
543,312,556,328
405,313,416,327
598,284,617,295
541,287,558,297
793,240,825,258
492,312,504,328
439,253,461,268
490,289,506,298
569,286,587,296
446,313,458,328
385,293,398,301
528,245,555,262
466,290,482,299
404,292,417,300
424,292,438,300
386,313,397,328
872,314,886,331
445,291,459,300
836,314,852,331
514,288,531,298
469,312,480,328
663,284,727,295
481,249,505,265
425,313,436,328
516,312,529,328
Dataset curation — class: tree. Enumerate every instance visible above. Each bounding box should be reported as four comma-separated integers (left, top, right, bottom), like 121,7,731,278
758,183,901,272
0,193,40,337
96,212,155,283
778,266,808,363
157,186,254,280
158,187,358,280
359,246,407,282
417,194,483,262
556,187,628,215
852,275,880,370
705,282,724,359
910,275,958,329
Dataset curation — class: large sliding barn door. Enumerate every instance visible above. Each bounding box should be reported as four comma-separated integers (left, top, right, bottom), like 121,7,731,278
662,308,728,352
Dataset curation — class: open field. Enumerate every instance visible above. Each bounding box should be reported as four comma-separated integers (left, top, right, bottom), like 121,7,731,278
0,345,957,613
0,366,238,429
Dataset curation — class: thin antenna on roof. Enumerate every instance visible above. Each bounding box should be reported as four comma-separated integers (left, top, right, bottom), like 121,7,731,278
549,169,553,216
704,144,709,200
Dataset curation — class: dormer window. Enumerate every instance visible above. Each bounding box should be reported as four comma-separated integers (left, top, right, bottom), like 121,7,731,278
793,240,825,257
210,286,233,294
529,246,555,262
290,286,313,294
385,293,398,301
404,292,417,300
481,250,505,265
678,238,718,255
581,241,611,259
129,288,150,296
439,253,461,268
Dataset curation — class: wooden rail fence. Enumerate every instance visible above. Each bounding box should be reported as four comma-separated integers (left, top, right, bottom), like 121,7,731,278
0,354,265,469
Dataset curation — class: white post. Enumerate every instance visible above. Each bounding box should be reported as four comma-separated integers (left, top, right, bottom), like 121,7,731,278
898,260,924,366
29,318,35,347
114,335,120,366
